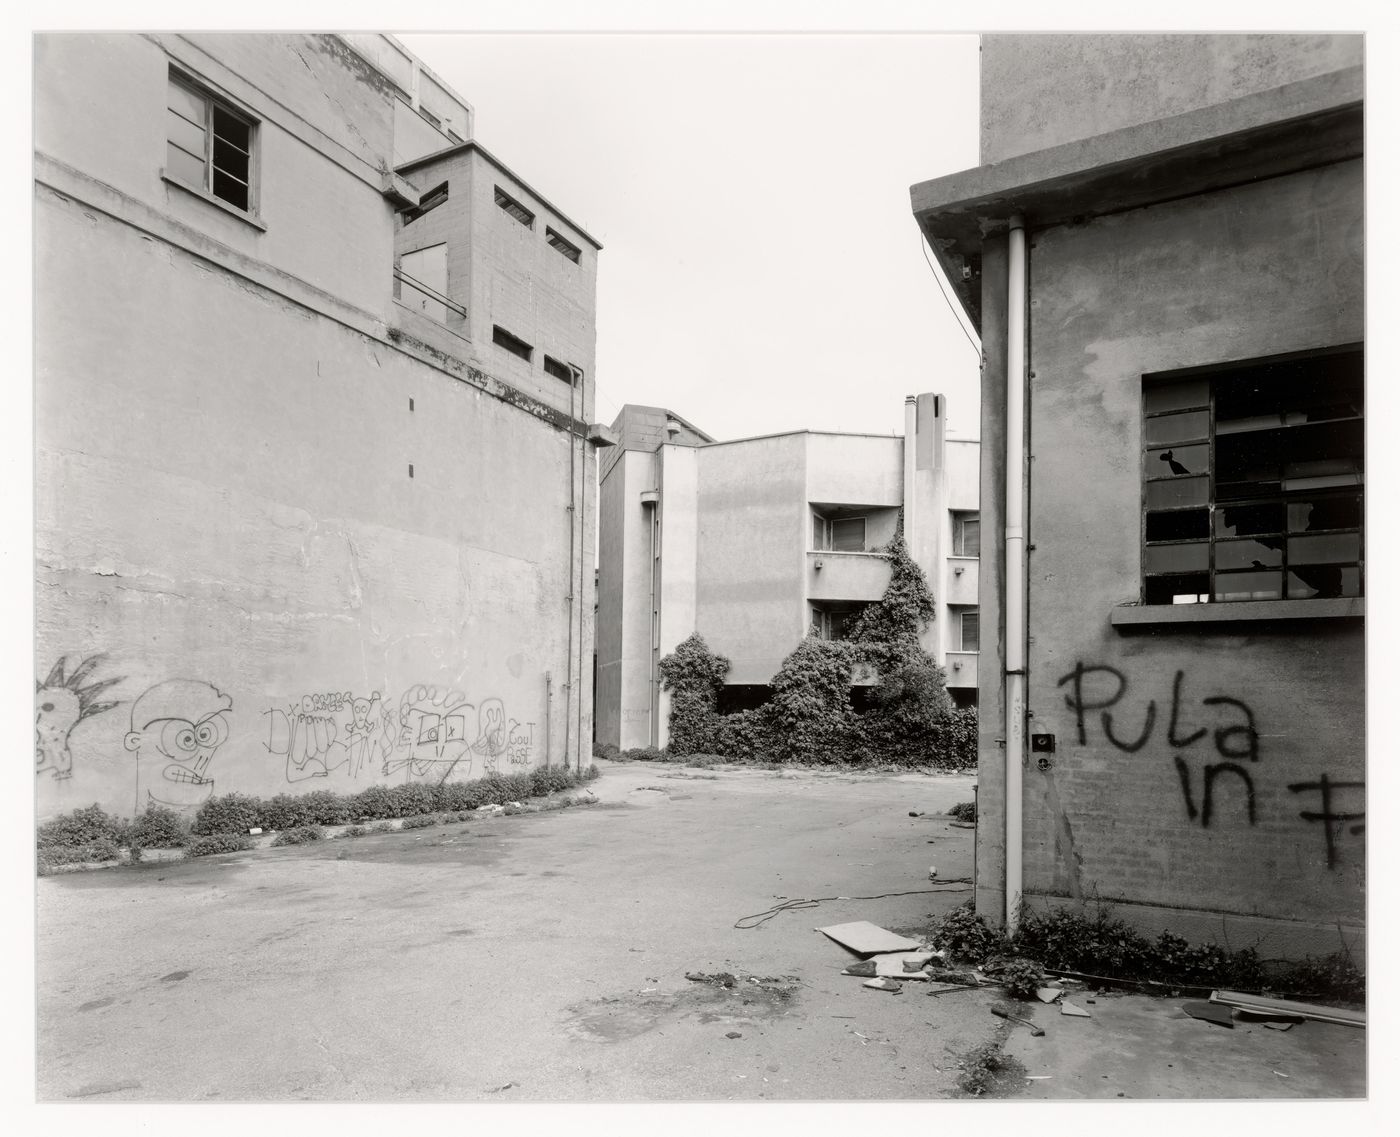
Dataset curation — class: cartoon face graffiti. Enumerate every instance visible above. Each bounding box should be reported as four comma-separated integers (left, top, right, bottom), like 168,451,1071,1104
387,686,473,779
35,655,123,779
125,680,234,813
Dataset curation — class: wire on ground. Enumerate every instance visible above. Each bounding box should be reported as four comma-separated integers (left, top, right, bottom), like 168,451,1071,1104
734,882,973,930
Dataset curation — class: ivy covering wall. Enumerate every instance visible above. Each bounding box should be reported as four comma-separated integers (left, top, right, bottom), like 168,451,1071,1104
659,529,976,767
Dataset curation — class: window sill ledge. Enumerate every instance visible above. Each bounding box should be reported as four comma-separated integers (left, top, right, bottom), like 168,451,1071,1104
1111,597,1363,627
161,172,267,231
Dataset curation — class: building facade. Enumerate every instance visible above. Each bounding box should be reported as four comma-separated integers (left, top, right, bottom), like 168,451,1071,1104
35,33,610,821
595,396,979,752
911,34,1363,959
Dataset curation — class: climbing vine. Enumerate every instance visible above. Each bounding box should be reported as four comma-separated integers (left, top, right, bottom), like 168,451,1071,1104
658,633,730,757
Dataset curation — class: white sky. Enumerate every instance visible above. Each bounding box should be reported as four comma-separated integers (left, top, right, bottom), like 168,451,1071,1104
397,32,985,442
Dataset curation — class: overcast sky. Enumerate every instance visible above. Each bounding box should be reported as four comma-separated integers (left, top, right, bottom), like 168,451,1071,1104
397,33,984,442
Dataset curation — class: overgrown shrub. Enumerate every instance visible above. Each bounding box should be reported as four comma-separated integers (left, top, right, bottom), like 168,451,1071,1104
932,707,979,768
37,840,121,868
187,833,255,857
658,633,731,757
432,780,486,812
621,746,664,761
948,800,977,822
191,793,262,836
37,804,125,849
126,806,190,849
386,782,437,818
1278,951,1365,1003
928,903,1006,963
847,530,937,646
767,638,858,764
482,772,535,804
1012,907,1151,978
528,766,576,796
714,708,768,760
957,1038,1025,1097
855,644,954,763
592,742,621,761
399,814,439,830
997,958,1044,1000
350,784,395,821
270,826,323,847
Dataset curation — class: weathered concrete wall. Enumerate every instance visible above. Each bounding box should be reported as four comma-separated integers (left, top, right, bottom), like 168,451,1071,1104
595,451,659,750
1016,162,1364,955
695,435,808,685
656,447,701,746
980,33,1363,165
35,34,597,819
805,434,902,508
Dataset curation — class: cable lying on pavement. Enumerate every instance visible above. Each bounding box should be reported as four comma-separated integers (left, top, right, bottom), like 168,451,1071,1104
734,882,972,930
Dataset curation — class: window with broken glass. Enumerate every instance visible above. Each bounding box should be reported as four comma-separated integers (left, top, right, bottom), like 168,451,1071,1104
166,72,255,213
1141,347,1363,605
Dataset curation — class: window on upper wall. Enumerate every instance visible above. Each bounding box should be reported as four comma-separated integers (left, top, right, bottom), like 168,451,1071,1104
402,181,448,225
493,325,533,362
813,514,867,553
811,602,869,641
543,356,577,385
166,71,256,212
960,611,980,652
954,513,980,557
1141,346,1363,605
494,186,534,229
547,227,582,263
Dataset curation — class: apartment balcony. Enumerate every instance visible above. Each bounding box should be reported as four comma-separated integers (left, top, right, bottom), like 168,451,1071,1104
807,550,892,602
945,556,979,606
944,651,978,688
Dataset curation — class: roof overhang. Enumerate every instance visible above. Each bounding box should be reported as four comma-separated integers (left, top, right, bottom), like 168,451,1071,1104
910,66,1363,333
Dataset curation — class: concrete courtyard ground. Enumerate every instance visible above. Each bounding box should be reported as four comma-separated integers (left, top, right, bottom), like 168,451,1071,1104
35,761,1365,1102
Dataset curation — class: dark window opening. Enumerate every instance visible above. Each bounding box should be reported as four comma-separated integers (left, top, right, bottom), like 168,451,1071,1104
954,513,981,557
813,513,867,552
166,71,256,212
402,181,448,224
1142,346,1363,605
544,356,576,385
810,602,870,641
493,325,533,362
717,685,773,715
547,226,582,263
494,186,535,228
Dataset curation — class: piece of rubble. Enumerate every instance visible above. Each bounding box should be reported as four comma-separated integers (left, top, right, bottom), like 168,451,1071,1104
1035,987,1063,1004
1060,1001,1091,1017
863,978,903,993
1182,1001,1234,1028
818,921,922,956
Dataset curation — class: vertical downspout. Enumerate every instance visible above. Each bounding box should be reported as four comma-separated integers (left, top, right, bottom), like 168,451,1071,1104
570,365,587,773
902,395,917,546
1005,215,1028,935
563,370,578,769
544,672,552,768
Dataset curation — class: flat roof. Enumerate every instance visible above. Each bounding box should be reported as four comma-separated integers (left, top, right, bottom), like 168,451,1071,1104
397,141,603,250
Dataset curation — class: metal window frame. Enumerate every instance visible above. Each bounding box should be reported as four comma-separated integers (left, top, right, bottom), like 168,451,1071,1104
1140,345,1364,606
167,68,258,214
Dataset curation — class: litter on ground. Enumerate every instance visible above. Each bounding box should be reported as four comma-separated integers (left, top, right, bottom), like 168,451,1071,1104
1035,987,1063,1004
1182,1001,1234,1028
817,921,922,956
1210,990,1364,1029
1060,1001,1092,1018
863,978,902,993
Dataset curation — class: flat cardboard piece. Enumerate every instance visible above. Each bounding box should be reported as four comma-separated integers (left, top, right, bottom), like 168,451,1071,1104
872,951,936,977
1060,1001,1092,1017
818,921,922,956
1036,987,1063,1004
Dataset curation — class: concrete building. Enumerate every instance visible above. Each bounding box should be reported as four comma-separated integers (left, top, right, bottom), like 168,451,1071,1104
595,397,979,752
911,34,1363,959
35,33,611,821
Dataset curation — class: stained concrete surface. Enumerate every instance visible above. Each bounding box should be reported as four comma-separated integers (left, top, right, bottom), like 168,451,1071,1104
35,761,1364,1102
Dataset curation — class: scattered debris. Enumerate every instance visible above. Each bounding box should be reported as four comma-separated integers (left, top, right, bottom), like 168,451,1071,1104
909,811,924,817
1237,1010,1305,1026
928,865,939,879
1060,1001,1092,1018
818,921,922,956
1182,1001,1234,1028
928,967,979,985
863,978,903,993
990,1003,1044,1036
1026,1075,1053,1080
843,960,878,977
685,972,737,989
1264,1021,1297,1032
725,1031,742,1039
949,821,975,829
1210,990,1364,1029
1035,987,1063,1004
248,828,263,835
1274,1071,1290,1078
485,1081,518,1094
475,804,505,814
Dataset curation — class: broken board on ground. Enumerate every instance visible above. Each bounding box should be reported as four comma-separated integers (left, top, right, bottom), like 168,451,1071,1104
818,921,922,957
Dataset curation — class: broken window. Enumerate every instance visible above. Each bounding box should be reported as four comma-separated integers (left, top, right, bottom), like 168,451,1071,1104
1141,346,1363,605
166,71,255,212
494,185,535,229
547,226,582,263
395,244,449,322
493,325,533,362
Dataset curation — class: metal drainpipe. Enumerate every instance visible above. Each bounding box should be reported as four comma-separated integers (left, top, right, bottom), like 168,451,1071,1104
563,368,577,770
544,671,552,768
571,364,587,773
903,395,917,547
1005,214,1028,936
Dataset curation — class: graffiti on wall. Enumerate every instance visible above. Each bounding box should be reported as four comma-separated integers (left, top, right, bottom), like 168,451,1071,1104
264,691,396,782
265,684,536,785
1055,662,1363,868
124,679,234,815
36,654,124,779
